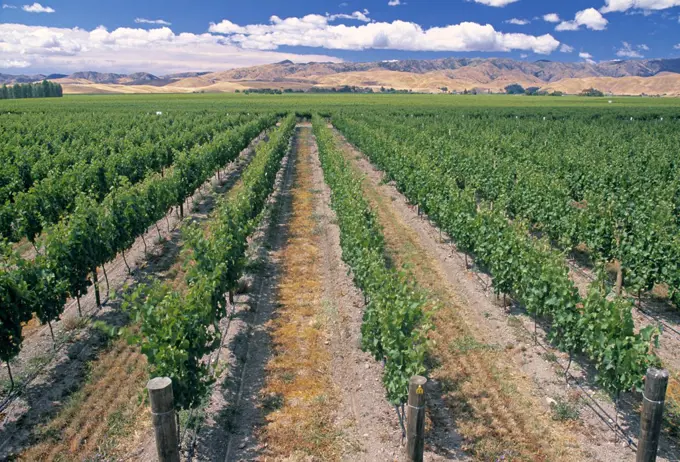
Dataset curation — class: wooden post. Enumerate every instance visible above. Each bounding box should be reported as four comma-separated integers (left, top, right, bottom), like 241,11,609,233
147,377,180,462
637,368,669,462
406,375,427,462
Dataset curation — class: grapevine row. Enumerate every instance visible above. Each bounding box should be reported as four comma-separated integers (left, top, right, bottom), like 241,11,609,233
354,111,680,307
124,114,296,410
312,115,429,405
0,114,277,379
0,111,236,201
334,114,660,394
1,113,256,242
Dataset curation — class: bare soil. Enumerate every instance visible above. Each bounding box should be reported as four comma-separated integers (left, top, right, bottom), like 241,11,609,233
329,126,680,462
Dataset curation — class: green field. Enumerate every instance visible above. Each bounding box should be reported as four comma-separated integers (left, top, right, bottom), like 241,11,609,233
3,92,680,112
1,92,678,461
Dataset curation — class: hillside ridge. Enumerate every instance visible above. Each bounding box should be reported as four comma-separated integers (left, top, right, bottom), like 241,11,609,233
3,57,680,95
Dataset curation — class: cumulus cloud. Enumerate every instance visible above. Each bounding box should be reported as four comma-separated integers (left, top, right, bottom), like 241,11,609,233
2,3,16,8
135,18,172,26
472,0,520,6
388,0,401,5
22,2,54,13
615,41,646,57
543,13,560,22
556,8,608,31
674,43,680,49
328,9,371,22
209,14,561,54
560,43,574,52
505,18,530,25
0,23,343,74
601,0,680,13
579,51,596,64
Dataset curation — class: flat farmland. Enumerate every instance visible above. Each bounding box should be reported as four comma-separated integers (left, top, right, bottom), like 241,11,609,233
0,93,678,461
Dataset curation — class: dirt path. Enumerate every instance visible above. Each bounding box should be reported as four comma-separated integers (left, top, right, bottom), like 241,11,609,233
310,125,432,462
192,123,297,462
253,124,345,460
0,131,269,461
327,126,676,462
196,124,428,462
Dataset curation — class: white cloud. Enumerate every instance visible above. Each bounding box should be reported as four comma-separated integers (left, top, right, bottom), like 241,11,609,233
2,3,16,8
560,43,574,52
638,43,649,50
0,59,31,68
472,0,520,6
520,53,528,58
135,18,172,26
626,8,655,15
675,43,680,49
601,0,680,13
328,9,371,22
22,2,54,13
388,0,401,5
556,8,608,31
579,51,596,64
505,18,530,25
339,2,348,5
543,13,560,22
0,23,343,74
209,14,561,54
616,41,644,57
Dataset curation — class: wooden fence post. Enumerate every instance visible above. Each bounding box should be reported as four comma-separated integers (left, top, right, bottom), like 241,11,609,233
406,375,427,462
637,368,669,462
147,377,180,462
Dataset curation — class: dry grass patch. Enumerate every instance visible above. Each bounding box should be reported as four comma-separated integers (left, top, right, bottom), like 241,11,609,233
260,127,342,460
666,374,680,439
20,315,42,340
21,338,150,461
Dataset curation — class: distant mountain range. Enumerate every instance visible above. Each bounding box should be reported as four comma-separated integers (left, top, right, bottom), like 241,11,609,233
3,58,680,96
0,71,210,85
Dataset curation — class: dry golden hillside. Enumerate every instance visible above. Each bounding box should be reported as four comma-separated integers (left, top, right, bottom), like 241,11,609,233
54,61,680,96
62,83,196,94
541,73,680,96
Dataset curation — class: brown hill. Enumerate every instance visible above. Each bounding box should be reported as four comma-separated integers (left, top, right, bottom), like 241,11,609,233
158,58,680,96
13,57,679,96
178,57,680,84
541,73,680,96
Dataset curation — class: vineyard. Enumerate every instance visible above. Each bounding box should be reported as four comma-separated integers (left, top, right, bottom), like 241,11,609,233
0,94,678,461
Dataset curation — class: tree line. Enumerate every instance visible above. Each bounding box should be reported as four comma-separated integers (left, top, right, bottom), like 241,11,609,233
1,80,63,100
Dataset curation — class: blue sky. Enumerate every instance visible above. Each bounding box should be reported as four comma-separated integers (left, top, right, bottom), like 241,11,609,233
1,0,679,74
